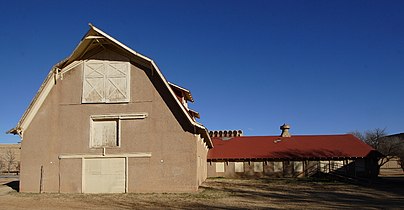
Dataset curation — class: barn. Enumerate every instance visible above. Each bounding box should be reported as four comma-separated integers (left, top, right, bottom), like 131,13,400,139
8,24,212,193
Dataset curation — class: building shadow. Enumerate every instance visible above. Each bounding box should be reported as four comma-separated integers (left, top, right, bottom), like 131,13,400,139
5,181,19,192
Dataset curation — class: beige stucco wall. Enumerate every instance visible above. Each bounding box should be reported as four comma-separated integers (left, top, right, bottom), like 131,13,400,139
20,49,208,193
196,135,208,185
207,159,378,178
207,160,321,178
380,156,401,169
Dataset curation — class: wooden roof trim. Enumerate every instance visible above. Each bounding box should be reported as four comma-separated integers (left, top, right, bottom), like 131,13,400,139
168,82,194,102
188,109,200,119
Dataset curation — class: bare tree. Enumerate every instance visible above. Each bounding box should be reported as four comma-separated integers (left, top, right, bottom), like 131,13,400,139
16,161,20,174
0,158,4,173
378,136,403,167
351,128,404,168
3,149,16,173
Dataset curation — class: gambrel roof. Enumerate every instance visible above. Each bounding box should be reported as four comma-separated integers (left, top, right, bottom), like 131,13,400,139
8,24,212,148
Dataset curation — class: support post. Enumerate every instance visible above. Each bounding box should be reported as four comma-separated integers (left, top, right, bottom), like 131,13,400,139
39,165,43,193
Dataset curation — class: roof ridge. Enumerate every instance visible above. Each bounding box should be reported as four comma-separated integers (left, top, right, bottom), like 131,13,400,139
212,134,353,138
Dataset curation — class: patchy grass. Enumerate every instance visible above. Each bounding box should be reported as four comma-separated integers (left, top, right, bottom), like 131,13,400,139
0,177,403,209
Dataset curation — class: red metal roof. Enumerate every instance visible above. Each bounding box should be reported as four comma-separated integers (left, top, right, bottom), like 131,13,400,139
207,134,376,160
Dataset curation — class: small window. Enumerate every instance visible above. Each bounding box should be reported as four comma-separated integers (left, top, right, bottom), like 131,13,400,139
235,162,244,172
274,161,283,172
293,161,303,172
216,162,225,172
253,162,263,172
91,119,119,148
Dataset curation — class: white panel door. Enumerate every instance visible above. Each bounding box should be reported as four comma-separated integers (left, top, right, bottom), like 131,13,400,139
84,158,125,193
82,60,130,103
83,61,106,103
234,162,244,172
105,62,130,102
91,120,118,148
215,162,225,172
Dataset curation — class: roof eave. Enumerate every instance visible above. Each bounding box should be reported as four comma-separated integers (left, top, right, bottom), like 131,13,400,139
168,82,194,102
189,109,200,119
197,126,213,149
6,128,19,135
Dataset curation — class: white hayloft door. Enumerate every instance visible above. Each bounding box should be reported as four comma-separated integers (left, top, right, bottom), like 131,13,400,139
83,60,130,103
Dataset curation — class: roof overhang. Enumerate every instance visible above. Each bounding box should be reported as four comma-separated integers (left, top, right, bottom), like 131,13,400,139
207,156,367,161
188,109,200,119
168,82,194,102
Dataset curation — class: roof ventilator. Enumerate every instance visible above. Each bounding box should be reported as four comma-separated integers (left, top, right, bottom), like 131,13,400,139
280,124,291,137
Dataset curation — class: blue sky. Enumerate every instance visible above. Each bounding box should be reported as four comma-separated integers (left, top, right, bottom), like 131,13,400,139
1,0,403,143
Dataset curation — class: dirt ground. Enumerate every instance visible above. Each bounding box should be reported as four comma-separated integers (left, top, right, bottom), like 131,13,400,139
0,176,403,209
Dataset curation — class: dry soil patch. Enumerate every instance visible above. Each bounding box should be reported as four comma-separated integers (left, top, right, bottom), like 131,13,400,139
0,177,403,209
